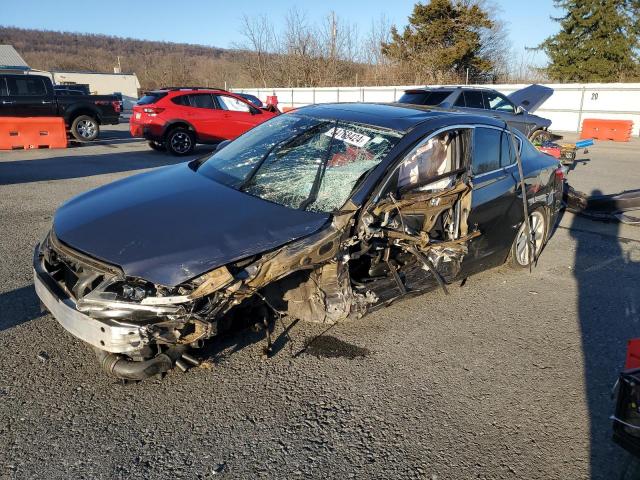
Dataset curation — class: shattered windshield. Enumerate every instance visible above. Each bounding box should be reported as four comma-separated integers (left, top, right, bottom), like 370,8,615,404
197,113,402,213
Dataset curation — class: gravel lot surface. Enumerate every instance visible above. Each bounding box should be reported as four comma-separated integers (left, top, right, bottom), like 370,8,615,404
1,125,639,479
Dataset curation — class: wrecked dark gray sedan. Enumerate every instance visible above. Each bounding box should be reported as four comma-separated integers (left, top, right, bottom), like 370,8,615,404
34,103,564,380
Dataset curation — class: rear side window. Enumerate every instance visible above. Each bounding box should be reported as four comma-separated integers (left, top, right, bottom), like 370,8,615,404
137,93,167,105
6,77,47,96
398,91,452,106
171,95,191,106
0,78,7,96
216,95,251,112
500,131,522,167
472,127,501,175
463,91,485,109
190,94,216,109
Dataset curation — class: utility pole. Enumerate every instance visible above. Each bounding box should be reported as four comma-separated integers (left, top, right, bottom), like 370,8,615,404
330,11,337,60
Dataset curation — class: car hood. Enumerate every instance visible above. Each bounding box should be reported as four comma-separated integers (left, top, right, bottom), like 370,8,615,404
53,162,329,286
508,84,553,113
525,113,552,127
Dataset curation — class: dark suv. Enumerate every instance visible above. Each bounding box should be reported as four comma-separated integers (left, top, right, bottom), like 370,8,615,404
398,84,553,142
130,87,278,155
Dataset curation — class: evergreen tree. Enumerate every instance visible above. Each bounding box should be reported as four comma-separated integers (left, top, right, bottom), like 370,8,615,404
540,0,640,82
381,0,497,83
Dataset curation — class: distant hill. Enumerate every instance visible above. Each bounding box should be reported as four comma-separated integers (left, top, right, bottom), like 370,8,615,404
0,27,255,90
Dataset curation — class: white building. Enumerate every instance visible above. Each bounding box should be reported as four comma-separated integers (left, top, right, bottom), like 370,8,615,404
49,71,141,110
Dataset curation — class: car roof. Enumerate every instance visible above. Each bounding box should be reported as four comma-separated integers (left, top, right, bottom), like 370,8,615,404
404,86,499,93
148,87,228,95
291,102,504,132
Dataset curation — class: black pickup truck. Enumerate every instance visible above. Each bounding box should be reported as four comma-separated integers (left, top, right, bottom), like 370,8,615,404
0,74,120,141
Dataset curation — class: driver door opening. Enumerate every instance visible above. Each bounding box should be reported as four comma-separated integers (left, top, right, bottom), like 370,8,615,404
348,127,477,306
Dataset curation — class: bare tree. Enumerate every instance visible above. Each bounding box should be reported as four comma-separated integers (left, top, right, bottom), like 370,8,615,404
236,14,276,88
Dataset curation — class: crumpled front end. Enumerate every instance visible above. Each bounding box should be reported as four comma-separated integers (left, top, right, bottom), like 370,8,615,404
33,223,357,379
33,231,241,377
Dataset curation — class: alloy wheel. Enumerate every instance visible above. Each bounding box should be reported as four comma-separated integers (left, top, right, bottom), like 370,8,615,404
77,119,97,139
170,132,192,154
515,211,545,266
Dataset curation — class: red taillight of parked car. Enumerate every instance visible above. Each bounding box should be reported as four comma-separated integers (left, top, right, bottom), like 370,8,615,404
555,167,566,181
142,107,165,116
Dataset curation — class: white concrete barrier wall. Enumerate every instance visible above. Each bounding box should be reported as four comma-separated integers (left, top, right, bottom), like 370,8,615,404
233,83,640,136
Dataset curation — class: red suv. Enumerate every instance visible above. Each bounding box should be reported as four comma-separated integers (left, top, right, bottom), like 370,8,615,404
130,87,279,155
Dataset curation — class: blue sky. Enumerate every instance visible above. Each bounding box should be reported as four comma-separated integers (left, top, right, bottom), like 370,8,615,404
1,0,559,65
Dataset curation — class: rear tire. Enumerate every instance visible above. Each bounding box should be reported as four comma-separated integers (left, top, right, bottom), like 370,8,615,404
148,141,166,152
165,128,195,156
508,208,547,268
71,115,99,142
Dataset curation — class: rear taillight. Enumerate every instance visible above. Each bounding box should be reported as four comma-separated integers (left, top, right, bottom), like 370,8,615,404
555,166,566,181
111,100,121,113
143,107,165,116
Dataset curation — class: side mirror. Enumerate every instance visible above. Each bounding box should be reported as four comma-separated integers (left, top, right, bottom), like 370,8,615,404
215,140,231,152
515,105,525,115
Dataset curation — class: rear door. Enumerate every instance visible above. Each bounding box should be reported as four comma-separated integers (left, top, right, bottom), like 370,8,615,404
214,94,262,139
179,93,224,142
462,126,520,274
5,75,56,116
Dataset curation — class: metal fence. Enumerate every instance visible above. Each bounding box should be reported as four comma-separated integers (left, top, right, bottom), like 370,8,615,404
233,83,640,136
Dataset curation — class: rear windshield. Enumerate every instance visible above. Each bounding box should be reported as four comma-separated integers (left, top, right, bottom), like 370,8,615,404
398,91,452,106
137,92,167,105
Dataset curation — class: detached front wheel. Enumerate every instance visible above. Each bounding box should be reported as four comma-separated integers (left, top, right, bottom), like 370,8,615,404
529,129,552,145
166,128,195,156
509,209,547,268
71,115,100,141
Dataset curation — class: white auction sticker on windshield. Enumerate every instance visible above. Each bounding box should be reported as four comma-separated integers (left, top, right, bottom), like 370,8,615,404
325,127,371,147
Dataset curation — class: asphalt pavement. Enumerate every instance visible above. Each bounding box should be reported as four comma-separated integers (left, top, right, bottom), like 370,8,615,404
1,124,639,479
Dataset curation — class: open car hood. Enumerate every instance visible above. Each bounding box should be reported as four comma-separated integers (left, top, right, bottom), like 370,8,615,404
507,84,553,113
53,163,329,286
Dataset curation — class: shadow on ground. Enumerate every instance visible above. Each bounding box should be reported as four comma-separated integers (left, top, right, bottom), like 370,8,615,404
0,285,44,331
0,147,214,185
571,193,640,479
